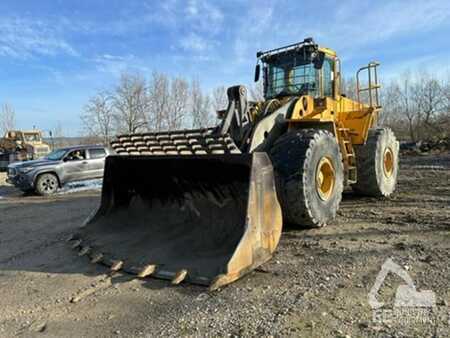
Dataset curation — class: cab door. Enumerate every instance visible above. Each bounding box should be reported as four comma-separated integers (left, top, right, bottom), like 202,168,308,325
321,57,334,98
86,148,107,179
61,149,89,182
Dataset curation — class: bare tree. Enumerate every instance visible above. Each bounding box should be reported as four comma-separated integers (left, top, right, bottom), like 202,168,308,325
81,91,115,144
379,70,448,141
190,79,213,128
212,86,228,112
445,73,450,110
0,103,16,135
54,121,64,139
341,76,358,100
83,67,450,143
379,81,395,125
166,77,189,130
411,72,444,137
397,73,420,142
148,72,170,131
442,75,450,130
249,81,264,102
52,121,66,148
113,72,149,134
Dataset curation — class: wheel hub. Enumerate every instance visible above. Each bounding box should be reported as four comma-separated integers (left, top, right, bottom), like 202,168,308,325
383,147,394,178
315,157,335,201
42,178,56,191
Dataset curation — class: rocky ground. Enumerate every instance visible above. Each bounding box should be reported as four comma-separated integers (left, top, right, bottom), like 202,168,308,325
0,153,449,337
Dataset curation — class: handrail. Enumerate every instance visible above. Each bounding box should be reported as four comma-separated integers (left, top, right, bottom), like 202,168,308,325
356,62,381,108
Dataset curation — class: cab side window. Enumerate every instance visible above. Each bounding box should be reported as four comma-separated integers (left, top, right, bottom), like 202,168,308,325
323,58,334,97
66,149,86,161
89,148,106,159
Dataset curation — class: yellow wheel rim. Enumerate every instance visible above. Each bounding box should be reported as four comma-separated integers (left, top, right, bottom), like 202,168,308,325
316,157,335,201
383,147,394,178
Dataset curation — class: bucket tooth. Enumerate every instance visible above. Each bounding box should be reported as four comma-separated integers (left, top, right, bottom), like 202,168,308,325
90,253,103,264
171,269,188,285
110,260,124,272
138,264,157,278
78,246,90,256
209,273,239,291
71,240,82,249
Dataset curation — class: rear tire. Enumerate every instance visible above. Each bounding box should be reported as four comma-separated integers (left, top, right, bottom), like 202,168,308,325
269,129,344,228
352,128,399,197
35,173,59,196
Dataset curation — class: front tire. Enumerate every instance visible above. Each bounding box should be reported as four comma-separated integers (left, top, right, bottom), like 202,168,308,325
269,129,344,228
352,128,399,197
35,173,59,196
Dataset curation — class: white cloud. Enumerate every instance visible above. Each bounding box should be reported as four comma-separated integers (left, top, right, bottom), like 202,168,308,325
140,0,223,36
180,33,210,52
229,0,450,71
0,17,77,59
381,52,450,81
185,0,224,33
186,0,199,16
323,0,450,49
233,4,275,64
93,54,150,77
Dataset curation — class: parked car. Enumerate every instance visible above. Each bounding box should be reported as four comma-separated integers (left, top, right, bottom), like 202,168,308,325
6,145,111,195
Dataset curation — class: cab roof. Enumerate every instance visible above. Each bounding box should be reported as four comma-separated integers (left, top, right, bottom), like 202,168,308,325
7,130,42,134
58,144,106,152
257,38,337,61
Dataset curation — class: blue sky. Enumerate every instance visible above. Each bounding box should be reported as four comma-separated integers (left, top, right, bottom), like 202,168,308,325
1,0,450,136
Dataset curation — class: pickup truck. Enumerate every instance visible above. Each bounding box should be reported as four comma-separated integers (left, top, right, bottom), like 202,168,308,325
7,145,111,195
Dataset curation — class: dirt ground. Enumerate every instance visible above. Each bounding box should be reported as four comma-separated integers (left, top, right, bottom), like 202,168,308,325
0,153,449,337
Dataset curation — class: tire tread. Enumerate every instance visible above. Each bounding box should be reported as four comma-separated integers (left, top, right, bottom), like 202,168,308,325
270,129,343,228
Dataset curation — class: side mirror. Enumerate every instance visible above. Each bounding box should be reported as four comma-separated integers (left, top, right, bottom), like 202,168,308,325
254,64,260,82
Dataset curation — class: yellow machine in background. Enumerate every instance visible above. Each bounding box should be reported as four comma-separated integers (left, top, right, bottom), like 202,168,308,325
72,38,399,290
0,130,50,170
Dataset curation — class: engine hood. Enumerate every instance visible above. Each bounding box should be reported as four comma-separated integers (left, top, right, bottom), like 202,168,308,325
8,158,58,169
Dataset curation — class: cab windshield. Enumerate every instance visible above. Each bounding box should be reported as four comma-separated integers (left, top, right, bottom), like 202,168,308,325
46,149,67,161
265,54,318,99
23,133,41,142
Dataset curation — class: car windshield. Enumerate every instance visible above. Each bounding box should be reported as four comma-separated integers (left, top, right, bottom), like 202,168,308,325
265,53,318,99
46,149,67,161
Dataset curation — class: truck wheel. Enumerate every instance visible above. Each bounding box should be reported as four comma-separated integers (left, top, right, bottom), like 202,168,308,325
35,173,59,196
269,129,344,228
352,128,399,197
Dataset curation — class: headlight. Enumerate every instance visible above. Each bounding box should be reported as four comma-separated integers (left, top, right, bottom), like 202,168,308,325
19,167,34,174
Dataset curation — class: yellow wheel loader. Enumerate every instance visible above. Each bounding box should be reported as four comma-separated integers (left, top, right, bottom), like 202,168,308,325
71,38,399,290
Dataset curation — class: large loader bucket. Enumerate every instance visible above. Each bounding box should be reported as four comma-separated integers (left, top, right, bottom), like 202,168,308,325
73,152,282,290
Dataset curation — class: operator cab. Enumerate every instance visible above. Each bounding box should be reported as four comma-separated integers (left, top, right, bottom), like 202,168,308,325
255,38,338,100
23,132,42,143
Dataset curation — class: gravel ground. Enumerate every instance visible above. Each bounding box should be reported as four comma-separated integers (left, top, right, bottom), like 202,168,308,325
0,154,449,337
